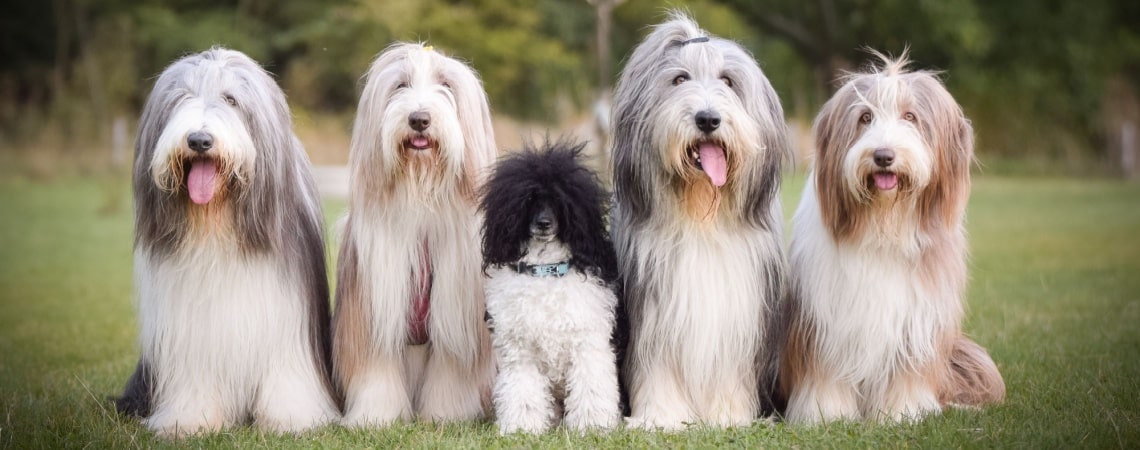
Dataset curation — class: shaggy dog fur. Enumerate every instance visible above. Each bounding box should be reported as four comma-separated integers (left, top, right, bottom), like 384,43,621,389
609,12,791,430
480,141,621,434
780,51,1005,425
332,43,497,426
116,47,339,436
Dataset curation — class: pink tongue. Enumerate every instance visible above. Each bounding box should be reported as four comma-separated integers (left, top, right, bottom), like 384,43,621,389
698,143,727,187
411,136,430,149
187,160,218,205
874,172,898,190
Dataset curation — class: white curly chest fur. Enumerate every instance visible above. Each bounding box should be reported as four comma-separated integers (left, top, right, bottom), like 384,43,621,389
484,242,621,434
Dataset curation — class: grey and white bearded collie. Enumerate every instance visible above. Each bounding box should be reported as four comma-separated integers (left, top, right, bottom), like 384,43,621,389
116,47,339,436
609,12,791,430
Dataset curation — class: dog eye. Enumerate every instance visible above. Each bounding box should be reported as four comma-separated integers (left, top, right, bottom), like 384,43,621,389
223,94,237,107
397,82,409,89
720,76,733,87
904,112,917,122
672,74,690,86
441,81,452,90
859,112,872,124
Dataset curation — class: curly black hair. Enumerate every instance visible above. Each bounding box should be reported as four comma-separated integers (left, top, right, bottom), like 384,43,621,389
479,139,617,283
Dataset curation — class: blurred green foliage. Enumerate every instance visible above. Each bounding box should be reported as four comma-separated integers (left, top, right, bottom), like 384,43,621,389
1,0,1137,168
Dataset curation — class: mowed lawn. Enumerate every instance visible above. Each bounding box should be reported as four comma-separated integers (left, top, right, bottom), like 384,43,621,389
1,173,1137,448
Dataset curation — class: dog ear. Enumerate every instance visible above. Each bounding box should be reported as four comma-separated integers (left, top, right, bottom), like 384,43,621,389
133,58,184,255
232,50,300,250
453,60,498,200
479,156,531,268
610,67,659,224
915,75,973,233
347,43,414,197
736,53,789,229
812,84,864,240
479,197,528,269
611,15,706,225
555,158,618,280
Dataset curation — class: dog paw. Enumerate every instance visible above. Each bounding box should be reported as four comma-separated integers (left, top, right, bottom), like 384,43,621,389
145,414,226,438
258,410,337,434
497,418,550,435
624,415,689,432
881,403,941,423
339,408,410,428
564,412,620,433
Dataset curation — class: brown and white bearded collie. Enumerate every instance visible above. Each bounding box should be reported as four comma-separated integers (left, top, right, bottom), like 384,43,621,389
781,51,1004,425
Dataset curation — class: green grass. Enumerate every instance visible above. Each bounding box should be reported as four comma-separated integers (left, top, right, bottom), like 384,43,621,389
1,173,1138,448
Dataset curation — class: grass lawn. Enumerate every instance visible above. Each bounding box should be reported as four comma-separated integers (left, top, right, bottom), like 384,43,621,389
1,173,1137,448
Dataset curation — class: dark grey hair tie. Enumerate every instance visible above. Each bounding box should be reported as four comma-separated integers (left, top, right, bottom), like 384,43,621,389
681,36,710,45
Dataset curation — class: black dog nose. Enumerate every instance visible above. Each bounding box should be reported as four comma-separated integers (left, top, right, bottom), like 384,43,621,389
533,205,556,232
535,217,553,230
695,110,721,133
873,148,895,167
187,131,214,153
409,111,431,132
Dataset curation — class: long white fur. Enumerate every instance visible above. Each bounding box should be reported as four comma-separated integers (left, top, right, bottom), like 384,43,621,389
611,13,789,430
341,202,490,424
131,48,338,436
337,42,495,426
620,217,784,429
485,241,621,434
785,186,960,423
137,244,338,433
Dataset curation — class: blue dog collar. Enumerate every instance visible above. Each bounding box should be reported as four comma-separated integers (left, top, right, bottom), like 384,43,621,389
515,260,572,277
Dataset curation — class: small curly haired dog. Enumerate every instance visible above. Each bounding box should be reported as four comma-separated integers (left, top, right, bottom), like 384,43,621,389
480,140,622,434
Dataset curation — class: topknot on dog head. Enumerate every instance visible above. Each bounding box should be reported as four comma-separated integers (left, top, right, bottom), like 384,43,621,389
619,12,724,87
657,11,707,45
480,139,617,282
832,47,955,109
852,47,915,80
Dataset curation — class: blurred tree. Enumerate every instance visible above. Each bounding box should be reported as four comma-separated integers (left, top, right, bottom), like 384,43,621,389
958,0,1140,162
411,0,588,120
0,0,1135,170
587,0,626,92
721,0,989,97
284,0,595,120
723,0,1138,168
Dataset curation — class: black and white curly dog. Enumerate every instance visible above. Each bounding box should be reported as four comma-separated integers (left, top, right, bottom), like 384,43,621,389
480,141,622,434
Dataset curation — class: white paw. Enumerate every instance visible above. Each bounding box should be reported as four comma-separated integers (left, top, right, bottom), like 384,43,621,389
339,408,410,428
625,415,689,432
497,417,551,435
144,413,226,438
258,411,336,434
564,410,620,433
883,403,941,423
